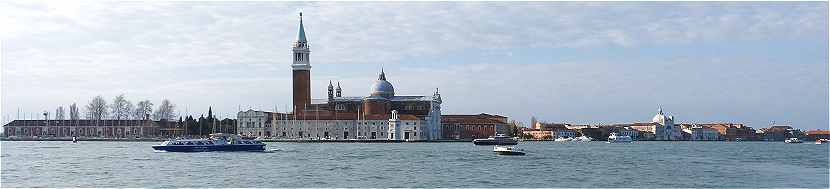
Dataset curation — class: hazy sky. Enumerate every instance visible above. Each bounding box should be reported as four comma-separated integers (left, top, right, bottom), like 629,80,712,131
1,1,828,130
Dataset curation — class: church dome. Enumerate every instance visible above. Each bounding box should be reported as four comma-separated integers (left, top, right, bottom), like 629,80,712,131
652,108,666,123
370,69,394,98
652,114,666,123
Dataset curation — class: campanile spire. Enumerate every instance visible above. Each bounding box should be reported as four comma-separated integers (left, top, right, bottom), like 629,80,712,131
297,12,307,43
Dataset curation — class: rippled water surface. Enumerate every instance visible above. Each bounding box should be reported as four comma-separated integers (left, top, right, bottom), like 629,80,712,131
2,141,828,187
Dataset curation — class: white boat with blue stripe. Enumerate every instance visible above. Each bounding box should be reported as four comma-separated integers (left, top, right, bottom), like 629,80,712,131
152,133,265,152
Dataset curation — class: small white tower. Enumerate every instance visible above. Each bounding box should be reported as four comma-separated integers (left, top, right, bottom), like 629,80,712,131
388,110,401,140
427,88,442,140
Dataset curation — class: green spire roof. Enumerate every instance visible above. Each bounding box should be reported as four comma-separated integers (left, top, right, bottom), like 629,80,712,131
297,12,307,42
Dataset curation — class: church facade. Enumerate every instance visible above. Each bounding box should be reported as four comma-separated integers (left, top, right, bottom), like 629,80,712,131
269,12,443,141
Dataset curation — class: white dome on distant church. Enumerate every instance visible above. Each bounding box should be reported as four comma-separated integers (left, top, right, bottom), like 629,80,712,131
652,108,667,123
370,69,394,98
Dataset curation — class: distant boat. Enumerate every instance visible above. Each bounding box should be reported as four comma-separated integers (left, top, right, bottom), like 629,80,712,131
152,133,265,152
784,138,802,144
607,133,633,143
72,136,77,143
473,134,518,145
493,146,525,156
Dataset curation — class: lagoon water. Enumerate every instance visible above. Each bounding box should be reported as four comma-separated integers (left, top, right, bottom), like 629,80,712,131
1,141,828,188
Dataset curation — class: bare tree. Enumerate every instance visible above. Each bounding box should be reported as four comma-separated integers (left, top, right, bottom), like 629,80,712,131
110,94,132,120
153,99,175,121
55,106,66,120
69,103,80,120
134,100,153,120
85,95,109,120
124,101,134,120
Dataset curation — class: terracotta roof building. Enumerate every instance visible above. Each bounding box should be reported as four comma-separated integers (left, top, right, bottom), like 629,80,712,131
441,113,509,140
3,119,168,139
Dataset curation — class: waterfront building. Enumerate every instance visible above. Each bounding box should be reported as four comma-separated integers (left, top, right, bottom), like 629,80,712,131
534,122,569,131
268,12,443,141
757,125,795,141
528,121,578,139
804,130,830,141
700,123,757,141
619,128,640,140
552,129,577,139
575,126,604,140
624,122,658,135
683,125,722,141
2,119,164,138
441,113,508,140
237,109,273,137
521,128,552,139
603,126,644,140
158,120,184,137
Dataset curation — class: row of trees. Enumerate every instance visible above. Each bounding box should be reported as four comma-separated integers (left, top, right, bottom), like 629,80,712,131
178,107,237,136
52,94,176,121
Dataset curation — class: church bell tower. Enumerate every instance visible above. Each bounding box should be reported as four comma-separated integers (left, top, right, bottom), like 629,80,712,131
292,12,311,113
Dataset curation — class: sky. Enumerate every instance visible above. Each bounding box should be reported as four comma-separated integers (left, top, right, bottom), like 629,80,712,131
1,1,828,130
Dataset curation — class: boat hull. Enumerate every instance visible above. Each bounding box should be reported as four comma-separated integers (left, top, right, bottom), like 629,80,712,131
473,140,518,145
152,144,265,152
495,151,526,155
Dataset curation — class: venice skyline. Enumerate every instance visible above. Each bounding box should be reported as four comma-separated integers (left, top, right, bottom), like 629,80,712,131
1,1,827,130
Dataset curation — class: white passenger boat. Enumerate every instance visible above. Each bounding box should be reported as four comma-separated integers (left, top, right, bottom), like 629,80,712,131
784,138,802,143
152,133,265,152
607,133,633,143
473,134,518,145
493,146,525,155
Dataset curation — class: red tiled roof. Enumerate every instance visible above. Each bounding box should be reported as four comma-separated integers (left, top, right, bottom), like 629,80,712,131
442,113,505,117
806,130,830,135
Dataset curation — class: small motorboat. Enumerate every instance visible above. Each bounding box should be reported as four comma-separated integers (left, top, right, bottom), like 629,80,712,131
473,134,518,145
493,146,525,156
72,136,77,143
784,138,802,143
152,133,266,152
607,133,633,143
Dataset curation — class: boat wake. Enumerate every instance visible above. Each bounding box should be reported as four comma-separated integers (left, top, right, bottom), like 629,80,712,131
263,148,281,153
